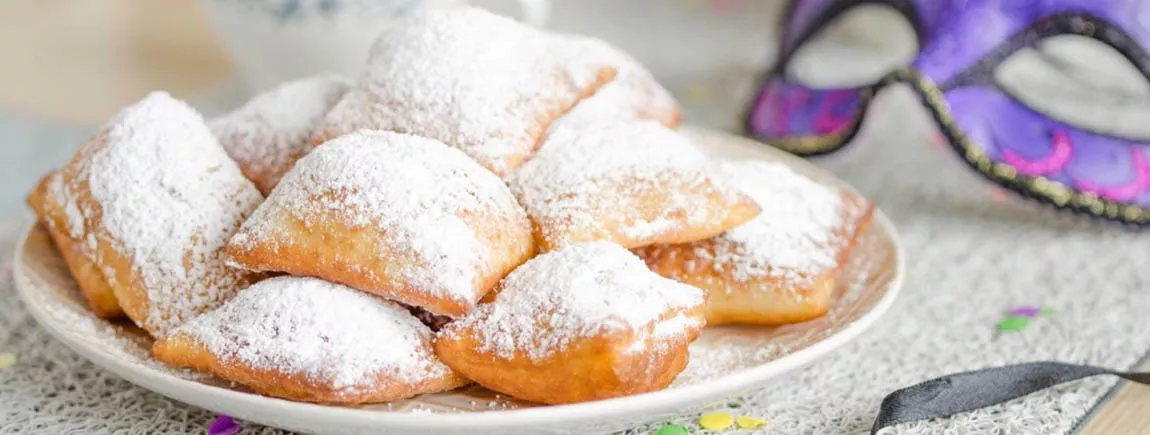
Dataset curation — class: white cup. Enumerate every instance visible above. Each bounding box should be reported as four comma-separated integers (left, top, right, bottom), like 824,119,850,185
200,0,550,93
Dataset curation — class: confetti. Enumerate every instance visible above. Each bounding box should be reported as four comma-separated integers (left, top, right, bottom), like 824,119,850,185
682,84,713,105
699,412,734,430
928,132,948,151
208,414,240,435
986,186,1011,204
0,353,16,368
655,423,689,435
736,415,769,429
1008,306,1042,318
2,263,11,277
1039,307,1056,317
996,316,1030,333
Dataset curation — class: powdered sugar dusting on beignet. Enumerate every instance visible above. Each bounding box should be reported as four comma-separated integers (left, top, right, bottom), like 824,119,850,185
549,43,680,131
444,242,704,361
229,130,523,305
314,6,615,176
210,74,351,194
509,121,741,247
174,276,453,390
54,91,263,336
704,161,845,283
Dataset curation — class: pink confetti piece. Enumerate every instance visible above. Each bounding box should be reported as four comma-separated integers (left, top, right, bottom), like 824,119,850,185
987,186,1011,204
1009,306,1042,318
2,263,11,277
208,415,239,435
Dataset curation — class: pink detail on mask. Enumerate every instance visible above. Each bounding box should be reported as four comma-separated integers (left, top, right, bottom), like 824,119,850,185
813,90,856,135
1000,129,1073,176
771,86,809,137
1077,148,1150,202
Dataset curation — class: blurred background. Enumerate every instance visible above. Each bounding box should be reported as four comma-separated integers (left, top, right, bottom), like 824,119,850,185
4,2,1150,433
0,0,1147,221
3,0,1148,216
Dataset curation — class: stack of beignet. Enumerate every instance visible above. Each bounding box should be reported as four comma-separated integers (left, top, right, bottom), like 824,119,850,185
27,6,872,406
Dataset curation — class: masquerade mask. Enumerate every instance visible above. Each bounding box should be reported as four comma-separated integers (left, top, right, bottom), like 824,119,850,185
747,0,1150,225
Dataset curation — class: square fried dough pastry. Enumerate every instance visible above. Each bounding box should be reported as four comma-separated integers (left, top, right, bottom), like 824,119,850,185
508,120,760,252
311,6,618,176
226,130,536,317
210,74,351,195
27,172,123,319
549,45,681,131
43,91,264,337
435,242,705,405
635,161,874,326
153,276,468,404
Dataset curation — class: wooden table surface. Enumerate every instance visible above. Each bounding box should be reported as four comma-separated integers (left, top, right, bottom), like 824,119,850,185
0,1,1146,433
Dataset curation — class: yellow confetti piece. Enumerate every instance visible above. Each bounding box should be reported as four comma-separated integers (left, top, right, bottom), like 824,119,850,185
699,412,734,430
682,84,713,105
0,352,17,368
736,415,769,429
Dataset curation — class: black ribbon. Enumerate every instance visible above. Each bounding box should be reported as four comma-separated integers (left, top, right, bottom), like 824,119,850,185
871,362,1150,434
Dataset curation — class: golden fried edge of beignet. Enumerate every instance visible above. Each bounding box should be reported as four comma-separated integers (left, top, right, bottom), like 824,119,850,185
434,304,704,405
637,192,874,326
532,176,762,252
27,172,125,319
153,333,469,405
312,67,617,178
226,205,536,317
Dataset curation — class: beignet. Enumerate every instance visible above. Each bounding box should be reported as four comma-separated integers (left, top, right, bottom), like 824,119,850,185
153,276,468,404
226,130,536,316
210,74,352,195
26,172,123,319
508,120,760,251
435,242,705,404
550,44,681,130
47,91,263,336
635,161,874,325
312,6,617,176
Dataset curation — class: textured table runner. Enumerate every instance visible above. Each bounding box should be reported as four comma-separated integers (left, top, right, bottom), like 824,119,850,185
2,92,1150,434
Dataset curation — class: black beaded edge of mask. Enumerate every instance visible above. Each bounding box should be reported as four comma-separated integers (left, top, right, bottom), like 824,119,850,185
902,68,1150,226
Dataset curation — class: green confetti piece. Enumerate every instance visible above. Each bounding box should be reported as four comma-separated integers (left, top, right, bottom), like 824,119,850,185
996,316,1030,332
655,423,689,435
1038,307,1056,318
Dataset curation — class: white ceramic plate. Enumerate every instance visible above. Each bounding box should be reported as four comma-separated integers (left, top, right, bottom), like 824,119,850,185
13,127,904,435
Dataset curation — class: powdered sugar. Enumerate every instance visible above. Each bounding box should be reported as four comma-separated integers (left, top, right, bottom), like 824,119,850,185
209,74,351,194
550,44,679,130
174,276,453,390
45,173,85,240
57,91,262,336
705,161,845,282
315,6,613,175
231,130,520,304
446,242,704,361
509,121,724,246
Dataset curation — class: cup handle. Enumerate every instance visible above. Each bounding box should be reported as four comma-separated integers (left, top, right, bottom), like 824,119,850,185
512,0,550,27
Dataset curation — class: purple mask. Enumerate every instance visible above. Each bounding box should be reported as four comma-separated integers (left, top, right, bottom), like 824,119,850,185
747,0,1150,225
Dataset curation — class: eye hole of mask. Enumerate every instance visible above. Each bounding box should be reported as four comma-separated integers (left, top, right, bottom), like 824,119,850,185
784,4,918,89
994,34,1150,140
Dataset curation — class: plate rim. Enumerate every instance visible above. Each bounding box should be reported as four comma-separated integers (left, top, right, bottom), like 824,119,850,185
12,129,905,432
